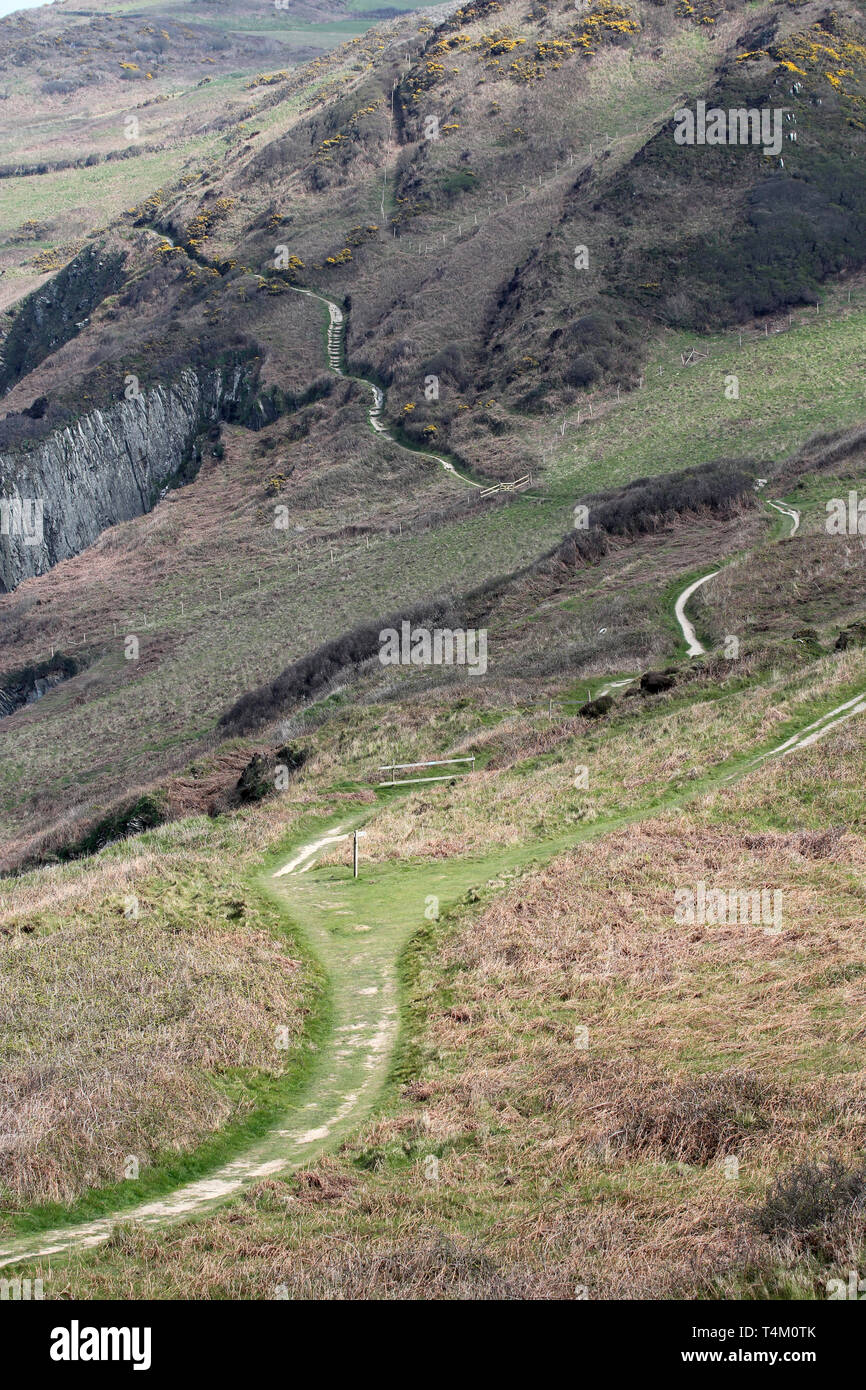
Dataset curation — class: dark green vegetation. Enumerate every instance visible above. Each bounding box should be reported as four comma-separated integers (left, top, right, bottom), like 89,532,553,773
56,791,170,862
607,10,866,327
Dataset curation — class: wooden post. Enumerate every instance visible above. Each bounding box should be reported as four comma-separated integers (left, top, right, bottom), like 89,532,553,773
353,830,359,878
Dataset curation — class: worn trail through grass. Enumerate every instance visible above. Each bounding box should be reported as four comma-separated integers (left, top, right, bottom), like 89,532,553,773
0,812,573,1269
674,570,719,656
290,285,483,487
1,273,858,1272
3,673,866,1271
672,495,801,656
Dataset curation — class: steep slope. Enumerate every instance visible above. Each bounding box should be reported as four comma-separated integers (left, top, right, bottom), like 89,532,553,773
2,0,866,855
3,0,866,1308
2,511,866,1288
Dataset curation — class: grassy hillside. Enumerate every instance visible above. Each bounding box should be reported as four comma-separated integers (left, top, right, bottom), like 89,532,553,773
4,571,866,1294
0,0,423,300
2,0,866,1302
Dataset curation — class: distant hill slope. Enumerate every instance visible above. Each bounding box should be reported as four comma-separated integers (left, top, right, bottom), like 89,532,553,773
0,0,443,298
2,0,866,852
6,0,866,430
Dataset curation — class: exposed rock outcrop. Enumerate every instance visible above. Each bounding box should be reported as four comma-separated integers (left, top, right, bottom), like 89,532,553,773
0,362,254,592
0,241,127,394
0,653,80,718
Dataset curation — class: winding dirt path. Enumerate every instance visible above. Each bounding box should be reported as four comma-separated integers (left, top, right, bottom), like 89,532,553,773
594,676,636,699
674,571,719,656
672,498,800,658
3,673,866,1272
0,294,853,1273
291,285,481,487
0,822,401,1272
767,499,801,536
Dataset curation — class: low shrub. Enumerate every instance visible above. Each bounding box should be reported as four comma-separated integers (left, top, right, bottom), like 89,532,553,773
755,1158,866,1236
57,792,169,861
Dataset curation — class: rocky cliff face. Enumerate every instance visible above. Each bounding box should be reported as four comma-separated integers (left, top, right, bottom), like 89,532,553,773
0,361,253,593
0,653,80,719
0,241,127,394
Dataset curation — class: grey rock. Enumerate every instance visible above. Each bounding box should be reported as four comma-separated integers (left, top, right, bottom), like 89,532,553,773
0,364,249,592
